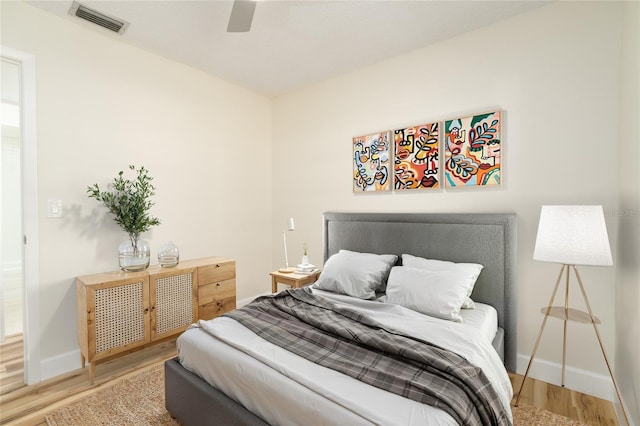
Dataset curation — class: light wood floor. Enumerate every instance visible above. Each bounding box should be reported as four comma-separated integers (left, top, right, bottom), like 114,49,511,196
509,373,619,425
0,335,24,397
0,336,620,426
0,336,177,425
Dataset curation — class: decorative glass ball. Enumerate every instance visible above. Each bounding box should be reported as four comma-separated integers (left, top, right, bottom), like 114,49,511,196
158,241,179,268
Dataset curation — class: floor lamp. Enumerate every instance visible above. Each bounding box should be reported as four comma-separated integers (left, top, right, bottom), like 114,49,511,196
278,217,296,273
515,205,630,426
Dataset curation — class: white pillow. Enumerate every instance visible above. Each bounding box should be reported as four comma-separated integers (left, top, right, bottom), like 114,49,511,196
386,266,475,322
461,297,476,309
314,250,398,299
401,254,483,309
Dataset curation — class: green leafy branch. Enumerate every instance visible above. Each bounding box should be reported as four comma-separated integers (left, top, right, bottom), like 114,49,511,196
87,165,161,240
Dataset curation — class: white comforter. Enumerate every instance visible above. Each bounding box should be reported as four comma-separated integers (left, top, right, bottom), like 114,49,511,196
178,289,513,425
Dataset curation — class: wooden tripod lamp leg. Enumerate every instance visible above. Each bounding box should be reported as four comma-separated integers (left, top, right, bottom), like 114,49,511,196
515,265,566,407
572,266,631,426
561,265,570,387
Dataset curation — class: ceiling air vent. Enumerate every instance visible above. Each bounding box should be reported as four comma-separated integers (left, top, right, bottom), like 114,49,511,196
68,1,129,34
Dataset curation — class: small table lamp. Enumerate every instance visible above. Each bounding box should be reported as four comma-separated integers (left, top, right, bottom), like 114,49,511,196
278,217,296,273
515,205,630,425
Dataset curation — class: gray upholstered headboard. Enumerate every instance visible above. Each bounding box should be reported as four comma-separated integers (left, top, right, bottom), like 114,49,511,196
322,211,517,372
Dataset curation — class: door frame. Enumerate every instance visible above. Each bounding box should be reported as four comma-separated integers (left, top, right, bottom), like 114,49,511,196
1,46,41,385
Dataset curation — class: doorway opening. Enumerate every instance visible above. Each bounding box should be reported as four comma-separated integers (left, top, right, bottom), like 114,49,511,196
1,56,24,391
1,47,40,387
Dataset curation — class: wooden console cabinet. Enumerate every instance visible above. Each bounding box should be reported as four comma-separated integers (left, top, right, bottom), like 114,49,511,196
76,256,235,383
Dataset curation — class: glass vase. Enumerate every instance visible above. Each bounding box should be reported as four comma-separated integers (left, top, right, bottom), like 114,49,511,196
118,237,150,272
158,241,179,268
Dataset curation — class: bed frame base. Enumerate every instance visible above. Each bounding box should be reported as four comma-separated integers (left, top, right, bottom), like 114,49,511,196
165,357,269,426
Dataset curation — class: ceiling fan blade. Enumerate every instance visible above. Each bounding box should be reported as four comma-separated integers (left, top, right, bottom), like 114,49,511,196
227,0,257,32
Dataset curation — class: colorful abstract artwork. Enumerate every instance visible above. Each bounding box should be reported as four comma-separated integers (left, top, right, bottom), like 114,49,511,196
393,122,439,190
353,131,391,192
444,111,502,188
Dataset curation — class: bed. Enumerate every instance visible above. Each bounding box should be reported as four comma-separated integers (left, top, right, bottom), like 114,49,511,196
165,211,517,425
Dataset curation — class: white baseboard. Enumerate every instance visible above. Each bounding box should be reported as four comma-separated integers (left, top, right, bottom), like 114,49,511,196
614,402,636,426
516,353,614,401
40,349,82,382
39,294,268,382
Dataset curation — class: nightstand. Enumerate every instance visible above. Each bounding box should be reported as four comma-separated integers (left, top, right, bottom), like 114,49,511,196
270,270,321,293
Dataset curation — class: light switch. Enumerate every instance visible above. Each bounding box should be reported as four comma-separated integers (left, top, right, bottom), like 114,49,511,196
47,199,63,218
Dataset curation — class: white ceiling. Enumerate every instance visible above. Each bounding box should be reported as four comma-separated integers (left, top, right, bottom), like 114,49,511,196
27,0,550,97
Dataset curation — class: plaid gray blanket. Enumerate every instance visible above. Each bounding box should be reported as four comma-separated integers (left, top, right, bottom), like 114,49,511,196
225,288,511,426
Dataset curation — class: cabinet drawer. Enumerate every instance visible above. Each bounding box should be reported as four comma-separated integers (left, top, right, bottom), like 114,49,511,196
199,298,236,320
198,261,235,286
198,278,236,320
198,278,236,305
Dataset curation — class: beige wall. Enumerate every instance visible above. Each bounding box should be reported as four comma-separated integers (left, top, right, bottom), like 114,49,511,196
2,2,273,377
272,1,633,406
616,1,640,423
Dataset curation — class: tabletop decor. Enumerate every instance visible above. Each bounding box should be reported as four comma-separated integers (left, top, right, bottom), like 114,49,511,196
298,241,315,273
87,165,161,271
301,242,310,266
158,241,179,268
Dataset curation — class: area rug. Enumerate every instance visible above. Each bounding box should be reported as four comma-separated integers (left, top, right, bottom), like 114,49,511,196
511,402,589,426
45,363,589,425
45,364,178,426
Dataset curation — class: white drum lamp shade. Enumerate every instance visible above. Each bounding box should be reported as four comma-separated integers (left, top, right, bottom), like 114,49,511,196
533,205,612,266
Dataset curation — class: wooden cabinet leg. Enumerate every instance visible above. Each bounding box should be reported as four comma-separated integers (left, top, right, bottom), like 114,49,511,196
89,362,96,385
80,353,86,369
271,276,277,293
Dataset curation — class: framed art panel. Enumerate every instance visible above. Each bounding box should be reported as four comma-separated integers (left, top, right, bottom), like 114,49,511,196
444,111,502,188
393,122,439,190
353,131,391,192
